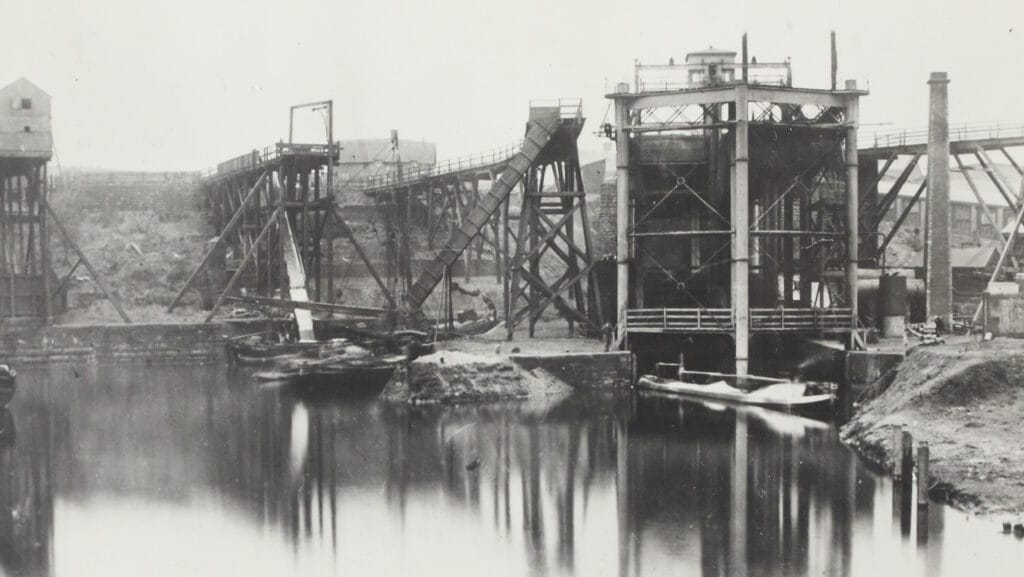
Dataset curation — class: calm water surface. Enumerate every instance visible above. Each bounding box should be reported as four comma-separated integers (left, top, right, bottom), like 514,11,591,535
1,363,1021,577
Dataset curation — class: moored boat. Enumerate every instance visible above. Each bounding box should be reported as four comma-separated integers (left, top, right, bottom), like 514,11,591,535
227,332,321,365
637,369,834,413
256,354,405,398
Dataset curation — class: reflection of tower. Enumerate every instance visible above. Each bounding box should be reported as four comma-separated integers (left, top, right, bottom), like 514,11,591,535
0,407,56,576
729,412,748,577
556,422,580,572
616,418,631,577
522,425,547,572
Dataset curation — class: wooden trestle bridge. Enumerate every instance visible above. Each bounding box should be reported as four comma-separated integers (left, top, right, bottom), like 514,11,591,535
170,100,603,339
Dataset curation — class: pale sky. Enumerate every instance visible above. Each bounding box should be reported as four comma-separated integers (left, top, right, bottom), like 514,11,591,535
2,0,1022,171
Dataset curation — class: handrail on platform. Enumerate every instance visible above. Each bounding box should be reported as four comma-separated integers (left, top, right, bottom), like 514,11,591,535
862,120,1024,149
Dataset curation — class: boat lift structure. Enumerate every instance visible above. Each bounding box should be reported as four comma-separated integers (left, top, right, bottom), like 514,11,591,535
608,35,866,375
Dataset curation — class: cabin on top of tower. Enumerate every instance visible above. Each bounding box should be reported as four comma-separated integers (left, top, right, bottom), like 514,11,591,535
0,77,53,159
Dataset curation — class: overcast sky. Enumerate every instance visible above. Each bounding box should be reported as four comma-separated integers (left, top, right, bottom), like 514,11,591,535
2,0,1021,171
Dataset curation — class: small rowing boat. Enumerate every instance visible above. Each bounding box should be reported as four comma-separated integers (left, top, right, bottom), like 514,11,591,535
255,353,406,398
637,368,834,412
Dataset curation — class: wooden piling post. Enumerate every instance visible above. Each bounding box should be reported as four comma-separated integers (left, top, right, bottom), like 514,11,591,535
893,427,903,479
901,431,914,484
917,443,930,508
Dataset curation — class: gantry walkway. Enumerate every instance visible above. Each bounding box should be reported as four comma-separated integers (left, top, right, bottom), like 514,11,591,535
857,120,1024,262
860,121,1024,158
355,100,603,336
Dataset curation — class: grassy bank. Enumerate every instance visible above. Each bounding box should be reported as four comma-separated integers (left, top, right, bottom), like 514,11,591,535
841,340,1024,514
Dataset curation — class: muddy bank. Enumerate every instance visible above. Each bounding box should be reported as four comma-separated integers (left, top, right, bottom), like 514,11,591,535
841,340,1024,514
381,350,575,404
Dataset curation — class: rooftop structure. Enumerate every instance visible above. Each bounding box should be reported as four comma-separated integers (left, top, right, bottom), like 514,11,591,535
633,46,791,93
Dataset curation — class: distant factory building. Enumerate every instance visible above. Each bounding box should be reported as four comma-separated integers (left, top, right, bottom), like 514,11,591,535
0,77,52,158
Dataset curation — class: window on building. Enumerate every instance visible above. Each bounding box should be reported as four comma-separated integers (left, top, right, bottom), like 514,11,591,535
20,98,32,110
23,126,30,133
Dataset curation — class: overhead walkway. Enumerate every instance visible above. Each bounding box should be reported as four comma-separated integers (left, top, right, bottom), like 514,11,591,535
355,101,602,336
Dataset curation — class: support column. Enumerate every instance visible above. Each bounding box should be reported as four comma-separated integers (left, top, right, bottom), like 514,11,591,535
730,411,749,576
40,165,52,322
614,91,631,333
845,83,860,345
732,85,750,376
926,72,952,327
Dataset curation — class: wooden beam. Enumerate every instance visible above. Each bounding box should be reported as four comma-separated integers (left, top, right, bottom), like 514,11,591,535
332,206,397,309
168,170,268,312
50,258,82,299
40,165,51,323
513,261,599,330
205,206,283,323
224,294,386,317
43,200,132,323
513,265,598,332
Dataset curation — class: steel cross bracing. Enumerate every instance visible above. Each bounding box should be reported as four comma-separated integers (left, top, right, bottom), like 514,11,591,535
860,124,1024,264
628,128,854,311
609,79,866,365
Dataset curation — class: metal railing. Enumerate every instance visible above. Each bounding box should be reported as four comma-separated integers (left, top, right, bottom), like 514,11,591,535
203,142,338,181
625,308,734,332
625,306,853,332
863,120,1024,149
750,307,853,331
63,170,201,185
634,62,792,93
350,140,523,190
529,97,584,121
349,99,582,191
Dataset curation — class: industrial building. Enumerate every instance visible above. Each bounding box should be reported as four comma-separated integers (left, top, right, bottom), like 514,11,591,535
0,78,62,321
607,40,865,375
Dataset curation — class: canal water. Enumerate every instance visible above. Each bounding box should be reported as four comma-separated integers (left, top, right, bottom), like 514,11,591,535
1,363,1021,576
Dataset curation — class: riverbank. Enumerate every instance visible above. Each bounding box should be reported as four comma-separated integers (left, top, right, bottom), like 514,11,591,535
841,339,1024,515
381,349,576,404
382,334,632,403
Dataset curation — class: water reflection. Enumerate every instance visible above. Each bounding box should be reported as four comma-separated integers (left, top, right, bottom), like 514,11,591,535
1,403,56,576
0,364,1019,576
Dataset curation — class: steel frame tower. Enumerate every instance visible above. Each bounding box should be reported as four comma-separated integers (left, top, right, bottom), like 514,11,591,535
608,45,866,375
